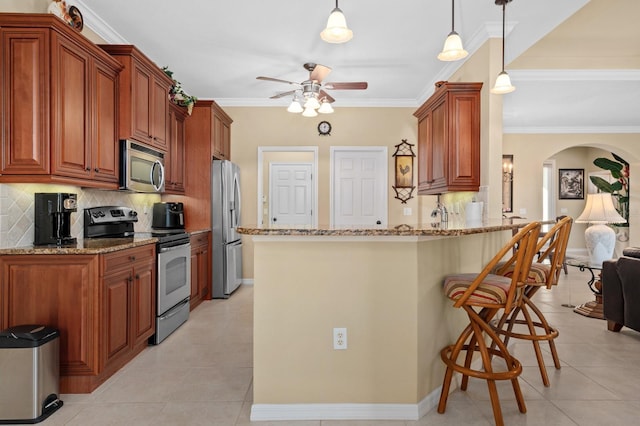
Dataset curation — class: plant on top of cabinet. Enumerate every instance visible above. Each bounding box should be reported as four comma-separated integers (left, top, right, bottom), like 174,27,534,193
162,66,197,116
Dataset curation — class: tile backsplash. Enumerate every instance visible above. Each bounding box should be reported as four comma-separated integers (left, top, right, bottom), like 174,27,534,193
0,183,161,248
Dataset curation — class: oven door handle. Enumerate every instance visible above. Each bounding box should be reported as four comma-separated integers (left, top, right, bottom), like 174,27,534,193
159,298,190,321
159,243,190,253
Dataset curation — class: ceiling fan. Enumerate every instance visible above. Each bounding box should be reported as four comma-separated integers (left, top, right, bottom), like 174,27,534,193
256,62,368,116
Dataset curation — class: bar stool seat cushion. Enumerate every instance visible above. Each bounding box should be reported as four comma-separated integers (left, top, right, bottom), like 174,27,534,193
495,262,550,284
443,273,513,304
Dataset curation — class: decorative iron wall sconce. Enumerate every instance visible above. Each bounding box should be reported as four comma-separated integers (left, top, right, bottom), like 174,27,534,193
502,155,513,213
392,139,416,204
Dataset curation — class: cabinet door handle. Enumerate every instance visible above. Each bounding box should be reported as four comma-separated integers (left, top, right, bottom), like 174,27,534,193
129,255,136,261
135,274,140,280
85,167,91,171
128,275,133,283
94,168,99,172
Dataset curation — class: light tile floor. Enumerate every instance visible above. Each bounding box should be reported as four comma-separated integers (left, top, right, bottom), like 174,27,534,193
35,267,640,425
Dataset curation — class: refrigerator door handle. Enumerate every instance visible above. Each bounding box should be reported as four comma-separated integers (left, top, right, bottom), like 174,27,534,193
232,172,242,229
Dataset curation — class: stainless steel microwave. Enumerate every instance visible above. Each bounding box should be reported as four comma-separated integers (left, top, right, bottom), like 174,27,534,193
119,140,165,193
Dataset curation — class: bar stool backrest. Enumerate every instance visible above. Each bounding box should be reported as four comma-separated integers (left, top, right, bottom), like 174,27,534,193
458,221,542,315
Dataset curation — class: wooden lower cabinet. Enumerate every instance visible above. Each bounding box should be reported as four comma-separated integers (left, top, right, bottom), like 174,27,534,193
101,245,156,372
0,244,156,393
190,232,210,310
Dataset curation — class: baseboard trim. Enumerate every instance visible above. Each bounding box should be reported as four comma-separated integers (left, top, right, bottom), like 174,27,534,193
250,387,442,421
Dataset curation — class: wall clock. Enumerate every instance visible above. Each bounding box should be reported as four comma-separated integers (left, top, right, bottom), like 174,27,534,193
318,121,331,136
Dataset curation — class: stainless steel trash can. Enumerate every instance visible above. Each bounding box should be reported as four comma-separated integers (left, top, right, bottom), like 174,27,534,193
0,325,63,424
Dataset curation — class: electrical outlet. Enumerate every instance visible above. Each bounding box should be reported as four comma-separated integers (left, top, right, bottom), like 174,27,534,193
333,327,347,350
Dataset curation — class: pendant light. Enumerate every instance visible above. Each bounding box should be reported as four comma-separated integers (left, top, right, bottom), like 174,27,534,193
437,0,468,61
491,0,515,94
320,0,353,44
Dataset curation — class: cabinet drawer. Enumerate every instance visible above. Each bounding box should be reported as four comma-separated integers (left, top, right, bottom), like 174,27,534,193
101,244,156,275
190,232,209,248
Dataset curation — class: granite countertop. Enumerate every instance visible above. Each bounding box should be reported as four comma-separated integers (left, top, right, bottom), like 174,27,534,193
237,217,542,237
0,236,158,255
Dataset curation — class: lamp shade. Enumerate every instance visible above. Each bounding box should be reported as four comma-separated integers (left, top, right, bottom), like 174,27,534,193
576,193,626,266
320,7,353,43
491,71,515,94
437,31,468,61
318,100,334,114
575,193,626,224
287,99,303,113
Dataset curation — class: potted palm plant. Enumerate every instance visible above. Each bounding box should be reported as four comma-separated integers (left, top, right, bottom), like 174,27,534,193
589,152,630,249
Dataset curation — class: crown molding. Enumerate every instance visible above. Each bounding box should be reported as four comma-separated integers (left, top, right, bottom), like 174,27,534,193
70,0,129,43
504,125,640,134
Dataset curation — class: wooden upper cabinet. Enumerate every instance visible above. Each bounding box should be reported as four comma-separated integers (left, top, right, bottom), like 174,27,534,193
414,82,482,195
0,27,50,175
100,44,172,152
213,106,232,160
0,14,121,187
189,99,233,161
165,103,187,193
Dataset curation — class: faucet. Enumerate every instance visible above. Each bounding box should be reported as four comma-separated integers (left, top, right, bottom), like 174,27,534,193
431,202,448,224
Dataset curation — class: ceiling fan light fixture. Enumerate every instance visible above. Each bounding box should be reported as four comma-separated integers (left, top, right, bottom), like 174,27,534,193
287,98,303,113
302,105,319,117
318,99,334,114
304,95,321,110
490,70,515,94
438,0,468,61
320,1,353,44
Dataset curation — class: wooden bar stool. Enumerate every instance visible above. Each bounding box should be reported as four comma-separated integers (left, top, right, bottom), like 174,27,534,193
438,222,541,426
491,216,573,387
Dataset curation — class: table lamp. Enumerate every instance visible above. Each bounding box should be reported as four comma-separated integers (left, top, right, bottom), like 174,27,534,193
575,193,626,266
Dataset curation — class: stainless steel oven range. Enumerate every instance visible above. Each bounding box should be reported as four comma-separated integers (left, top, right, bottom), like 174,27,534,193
84,206,191,344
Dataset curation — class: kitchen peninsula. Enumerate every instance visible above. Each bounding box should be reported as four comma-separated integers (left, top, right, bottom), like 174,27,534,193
239,218,535,421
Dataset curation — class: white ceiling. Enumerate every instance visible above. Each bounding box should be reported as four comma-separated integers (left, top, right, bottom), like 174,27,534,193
73,0,639,134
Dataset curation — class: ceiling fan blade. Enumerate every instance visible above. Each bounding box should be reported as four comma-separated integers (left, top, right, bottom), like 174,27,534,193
309,63,332,83
269,90,297,99
324,82,368,90
319,90,335,103
257,76,300,85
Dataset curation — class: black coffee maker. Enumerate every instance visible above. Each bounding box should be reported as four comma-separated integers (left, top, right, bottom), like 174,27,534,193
34,193,78,246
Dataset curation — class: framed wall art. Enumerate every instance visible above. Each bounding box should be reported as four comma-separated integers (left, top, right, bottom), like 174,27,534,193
392,139,415,204
559,168,584,199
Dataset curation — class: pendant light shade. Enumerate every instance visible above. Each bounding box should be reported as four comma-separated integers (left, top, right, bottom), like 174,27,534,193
438,0,468,61
320,0,353,44
491,0,515,94
492,71,515,94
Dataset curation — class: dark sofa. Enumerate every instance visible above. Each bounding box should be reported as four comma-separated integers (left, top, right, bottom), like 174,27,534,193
602,247,640,332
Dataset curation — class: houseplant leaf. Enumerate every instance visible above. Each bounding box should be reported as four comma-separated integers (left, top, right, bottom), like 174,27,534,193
593,157,623,173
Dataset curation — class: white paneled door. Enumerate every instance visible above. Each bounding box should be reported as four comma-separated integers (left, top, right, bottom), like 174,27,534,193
269,162,314,226
331,147,388,227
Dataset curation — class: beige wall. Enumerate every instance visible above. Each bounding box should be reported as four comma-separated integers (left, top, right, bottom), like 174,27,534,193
503,133,640,249
253,231,507,405
226,106,422,279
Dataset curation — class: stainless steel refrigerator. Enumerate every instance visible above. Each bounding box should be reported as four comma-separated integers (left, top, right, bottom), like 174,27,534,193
211,159,243,298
